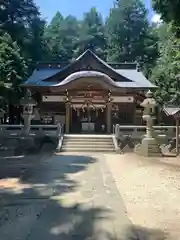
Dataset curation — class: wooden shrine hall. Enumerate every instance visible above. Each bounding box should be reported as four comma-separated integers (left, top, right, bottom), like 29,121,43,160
22,49,156,134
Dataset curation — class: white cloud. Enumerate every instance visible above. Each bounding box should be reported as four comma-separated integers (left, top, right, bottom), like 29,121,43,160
151,14,162,24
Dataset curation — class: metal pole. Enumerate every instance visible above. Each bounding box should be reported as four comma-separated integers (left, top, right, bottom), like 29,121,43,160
176,118,179,156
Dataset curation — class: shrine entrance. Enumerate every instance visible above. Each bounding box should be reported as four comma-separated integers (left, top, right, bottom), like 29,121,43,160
64,86,113,134
70,103,107,134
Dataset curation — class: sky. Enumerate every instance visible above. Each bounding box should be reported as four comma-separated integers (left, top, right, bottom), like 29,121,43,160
35,0,156,22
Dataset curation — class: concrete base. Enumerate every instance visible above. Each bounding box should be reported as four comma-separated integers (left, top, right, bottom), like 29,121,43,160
135,137,162,157
16,136,38,153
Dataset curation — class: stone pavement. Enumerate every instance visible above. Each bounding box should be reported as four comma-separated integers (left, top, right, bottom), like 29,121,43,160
0,153,134,240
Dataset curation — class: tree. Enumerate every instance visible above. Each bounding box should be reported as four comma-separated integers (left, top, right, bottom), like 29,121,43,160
25,17,47,64
0,0,46,65
44,12,80,62
74,8,107,59
106,0,158,71
151,1,180,105
0,0,39,42
150,28,180,105
61,15,80,60
0,33,28,103
153,0,180,34
156,23,170,46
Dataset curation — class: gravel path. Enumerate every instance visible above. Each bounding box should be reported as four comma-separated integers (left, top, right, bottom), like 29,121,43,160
105,153,180,240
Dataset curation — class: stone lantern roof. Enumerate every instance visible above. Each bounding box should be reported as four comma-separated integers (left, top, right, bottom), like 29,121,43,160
141,90,156,108
20,90,37,106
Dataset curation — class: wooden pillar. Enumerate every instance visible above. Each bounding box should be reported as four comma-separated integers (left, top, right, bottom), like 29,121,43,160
65,102,71,133
106,102,112,134
176,118,179,156
133,103,137,125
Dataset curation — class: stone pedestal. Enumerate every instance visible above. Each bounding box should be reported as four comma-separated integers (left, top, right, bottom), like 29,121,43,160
137,137,162,157
20,89,37,135
15,135,39,155
22,115,33,135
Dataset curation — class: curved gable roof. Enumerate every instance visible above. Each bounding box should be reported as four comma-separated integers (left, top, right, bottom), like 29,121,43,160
22,49,156,89
52,71,118,88
42,49,133,83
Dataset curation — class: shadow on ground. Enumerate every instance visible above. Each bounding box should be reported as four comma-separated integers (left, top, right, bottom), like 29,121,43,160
123,225,168,240
0,153,169,240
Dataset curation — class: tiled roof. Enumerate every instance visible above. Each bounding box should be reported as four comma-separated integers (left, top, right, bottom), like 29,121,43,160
24,68,156,89
22,49,156,89
26,69,62,85
116,69,156,88
163,107,180,116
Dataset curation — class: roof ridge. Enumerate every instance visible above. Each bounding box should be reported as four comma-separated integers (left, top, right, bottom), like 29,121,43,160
76,49,135,79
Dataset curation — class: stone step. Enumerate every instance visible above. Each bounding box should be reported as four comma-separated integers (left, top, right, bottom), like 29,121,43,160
62,144,115,148
61,135,115,152
64,134,112,137
61,147,115,152
63,141,114,146
63,141,113,144
63,138,113,142
61,145,115,148
62,146,115,150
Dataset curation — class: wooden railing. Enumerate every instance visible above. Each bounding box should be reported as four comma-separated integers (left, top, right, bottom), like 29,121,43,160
0,124,64,137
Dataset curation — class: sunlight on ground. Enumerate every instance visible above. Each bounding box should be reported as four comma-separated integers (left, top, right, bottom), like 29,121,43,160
0,178,32,193
0,155,25,160
105,153,180,239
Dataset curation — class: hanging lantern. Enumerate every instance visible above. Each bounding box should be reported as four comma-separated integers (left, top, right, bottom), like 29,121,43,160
108,90,111,102
66,89,69,102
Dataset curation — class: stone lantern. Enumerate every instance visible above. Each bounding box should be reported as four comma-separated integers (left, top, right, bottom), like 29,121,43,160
141,90,156,138
20,89,37,135
137,90,162,157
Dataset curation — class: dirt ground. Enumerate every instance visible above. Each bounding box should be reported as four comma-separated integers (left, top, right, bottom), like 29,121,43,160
1,152,180,239
105,153,180,240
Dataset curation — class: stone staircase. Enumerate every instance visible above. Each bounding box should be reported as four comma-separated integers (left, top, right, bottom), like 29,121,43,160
61,135,116,152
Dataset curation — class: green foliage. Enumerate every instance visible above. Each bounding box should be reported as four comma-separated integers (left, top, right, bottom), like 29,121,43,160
156,23,170,46
0,33,28,103
0,0,39,41
153,0,180,35
25,17,47,63
74,8,107,59
151,28,180,105
0,0,45,63
44,8,107,61
151,0,180,105
106,0,158,74
44,12,80,61
0,0,46,105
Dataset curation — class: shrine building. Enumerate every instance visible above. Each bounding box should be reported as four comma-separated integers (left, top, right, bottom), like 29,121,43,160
22,49,156,134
